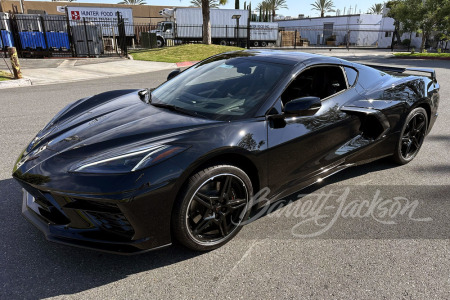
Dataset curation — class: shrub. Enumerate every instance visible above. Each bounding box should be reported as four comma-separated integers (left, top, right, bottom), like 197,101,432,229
402,39,411,46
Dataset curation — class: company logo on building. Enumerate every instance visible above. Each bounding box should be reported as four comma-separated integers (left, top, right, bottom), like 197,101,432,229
71,11,80,20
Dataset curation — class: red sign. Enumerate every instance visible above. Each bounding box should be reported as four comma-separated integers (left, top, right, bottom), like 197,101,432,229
71,11,80,20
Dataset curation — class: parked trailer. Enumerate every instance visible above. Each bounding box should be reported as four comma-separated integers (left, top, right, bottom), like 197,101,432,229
154,8,250,47
250,22,278,47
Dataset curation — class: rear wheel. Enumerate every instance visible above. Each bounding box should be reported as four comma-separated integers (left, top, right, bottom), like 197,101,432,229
393,107,428,164
219,40,227,46
253,41,259,47
172,165,252,251
261,41,267,47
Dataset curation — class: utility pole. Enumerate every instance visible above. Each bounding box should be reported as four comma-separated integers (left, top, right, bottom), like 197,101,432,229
7,47,22,79
19,0,25,13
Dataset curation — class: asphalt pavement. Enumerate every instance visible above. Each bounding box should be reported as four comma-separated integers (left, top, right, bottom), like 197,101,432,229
0,54,449,299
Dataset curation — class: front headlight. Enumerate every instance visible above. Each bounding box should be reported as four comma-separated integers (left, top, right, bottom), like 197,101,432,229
70,144,187,174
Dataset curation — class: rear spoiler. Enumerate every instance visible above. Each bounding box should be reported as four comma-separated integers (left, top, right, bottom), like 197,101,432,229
363,64,436,81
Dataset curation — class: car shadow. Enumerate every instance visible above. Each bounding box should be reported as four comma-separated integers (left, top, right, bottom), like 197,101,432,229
1,158,448,298
0,178,204,299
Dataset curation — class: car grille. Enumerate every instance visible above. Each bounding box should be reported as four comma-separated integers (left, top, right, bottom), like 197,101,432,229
85,211,135,237
22,184,135,239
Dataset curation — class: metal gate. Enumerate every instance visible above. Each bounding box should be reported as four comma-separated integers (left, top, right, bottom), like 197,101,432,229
0,12,129,58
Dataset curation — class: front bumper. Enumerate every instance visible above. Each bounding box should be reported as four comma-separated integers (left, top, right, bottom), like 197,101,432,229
21,185,171,255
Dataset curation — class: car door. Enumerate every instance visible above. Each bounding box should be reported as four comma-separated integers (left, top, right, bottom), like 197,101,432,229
266,64,362,198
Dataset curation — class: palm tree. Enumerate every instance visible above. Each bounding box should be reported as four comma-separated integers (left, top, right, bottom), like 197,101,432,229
257,1,271,21
118,0,146,4
310,0,335,18
368,3,383,14
191,0,220,8
267,0,288,20
202,0,227,44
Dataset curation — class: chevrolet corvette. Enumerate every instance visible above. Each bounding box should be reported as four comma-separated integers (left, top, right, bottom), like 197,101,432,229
13,50,439,253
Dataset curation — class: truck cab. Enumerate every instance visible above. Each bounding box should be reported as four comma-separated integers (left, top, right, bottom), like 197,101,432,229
151,21,174,47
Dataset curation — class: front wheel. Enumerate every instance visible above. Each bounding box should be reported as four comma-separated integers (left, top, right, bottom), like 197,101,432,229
172,165,253,251
393,107,428,164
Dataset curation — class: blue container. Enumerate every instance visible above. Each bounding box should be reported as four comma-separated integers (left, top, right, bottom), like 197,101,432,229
0,30,14,48
46,32,70,49
19,31,46,49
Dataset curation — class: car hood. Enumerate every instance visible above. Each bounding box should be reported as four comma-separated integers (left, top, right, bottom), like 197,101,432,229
16,90,221,173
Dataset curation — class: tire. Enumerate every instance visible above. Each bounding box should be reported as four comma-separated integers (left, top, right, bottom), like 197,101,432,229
261,41,267,47
219,40,227,46
172,165,253,251
393,107,428,165
156,38,164,48
253,41,259,47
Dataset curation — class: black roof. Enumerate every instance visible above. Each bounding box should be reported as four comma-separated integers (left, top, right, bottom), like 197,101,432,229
227,50,342,66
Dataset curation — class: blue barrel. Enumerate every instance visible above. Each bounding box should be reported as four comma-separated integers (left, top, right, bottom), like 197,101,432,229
0,30,14,48
19,31,46,49
46,32,70,49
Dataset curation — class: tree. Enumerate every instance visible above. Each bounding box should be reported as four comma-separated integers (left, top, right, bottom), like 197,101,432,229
387,0,450,52
267,0,288,19
117,0,146,4
235,0,240,9
311,0,335,18
191,0,220,8
257,1,270,21
369,3,383,14
202,0,227,44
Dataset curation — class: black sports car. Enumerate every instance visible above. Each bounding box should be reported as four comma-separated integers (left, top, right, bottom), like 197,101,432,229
13,51,439,254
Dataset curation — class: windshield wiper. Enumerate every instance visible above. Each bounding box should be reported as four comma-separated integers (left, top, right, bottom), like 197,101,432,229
150,102,208,119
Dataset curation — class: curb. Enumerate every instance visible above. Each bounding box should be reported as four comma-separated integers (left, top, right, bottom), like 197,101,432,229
392,55,450,60
176,61,199,67
0,78,33,89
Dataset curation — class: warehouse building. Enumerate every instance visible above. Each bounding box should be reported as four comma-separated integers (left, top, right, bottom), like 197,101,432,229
277,14,384,47
0,0,172,24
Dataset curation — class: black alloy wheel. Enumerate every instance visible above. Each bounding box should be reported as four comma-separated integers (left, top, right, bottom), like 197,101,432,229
172,165,252,251
393,107,428,164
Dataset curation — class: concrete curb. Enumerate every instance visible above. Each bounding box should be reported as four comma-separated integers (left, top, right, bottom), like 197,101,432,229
392,55,450,60
176,61,199,67
0,78,32,89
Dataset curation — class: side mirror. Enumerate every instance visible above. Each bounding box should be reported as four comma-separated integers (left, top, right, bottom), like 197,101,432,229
284,97,321,116
167,69,180,81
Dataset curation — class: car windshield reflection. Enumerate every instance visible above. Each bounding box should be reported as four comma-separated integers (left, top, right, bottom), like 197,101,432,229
151,54,292,120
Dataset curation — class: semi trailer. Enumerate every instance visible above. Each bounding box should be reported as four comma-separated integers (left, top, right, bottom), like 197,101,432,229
153,8,278,47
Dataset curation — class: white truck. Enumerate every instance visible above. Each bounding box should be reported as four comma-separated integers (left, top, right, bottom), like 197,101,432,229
153,8,278,47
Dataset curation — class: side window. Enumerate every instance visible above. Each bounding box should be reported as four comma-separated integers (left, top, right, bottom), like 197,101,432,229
344,67,358,87
164,23,172,31
281,66,347,105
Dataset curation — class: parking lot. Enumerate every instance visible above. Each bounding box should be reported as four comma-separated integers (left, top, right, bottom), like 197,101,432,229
0,53,449,299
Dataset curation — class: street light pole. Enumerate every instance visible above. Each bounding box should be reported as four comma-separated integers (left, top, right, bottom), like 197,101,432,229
232,15,241,47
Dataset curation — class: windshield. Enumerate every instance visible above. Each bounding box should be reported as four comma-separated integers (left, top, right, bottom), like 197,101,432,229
151,53,291,120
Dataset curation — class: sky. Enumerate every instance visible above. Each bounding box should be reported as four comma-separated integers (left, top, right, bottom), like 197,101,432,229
28,0,380,18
